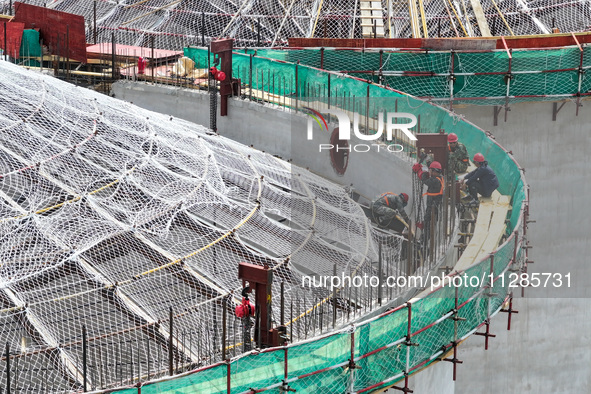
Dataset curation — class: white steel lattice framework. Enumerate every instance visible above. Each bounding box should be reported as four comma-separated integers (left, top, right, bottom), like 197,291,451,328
1,0,590,48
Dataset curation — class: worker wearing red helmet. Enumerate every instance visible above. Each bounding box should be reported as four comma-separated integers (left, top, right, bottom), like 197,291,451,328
447,133,469,174
461,153,499,204
370,192,410,226
412,161,445,239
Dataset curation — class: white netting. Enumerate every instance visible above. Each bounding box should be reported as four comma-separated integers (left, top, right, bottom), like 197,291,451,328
0,0,589,48
0,60,407,391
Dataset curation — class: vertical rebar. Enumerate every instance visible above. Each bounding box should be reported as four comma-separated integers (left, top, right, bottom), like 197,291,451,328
249,54,253,101
82,325,87,392
40,38,43,73
57,34,62,77
129,343,133,383
378,242,383,306
201,13,205,46
169,307,174,376
430,204,436,261
332,264,337,328
117,341,122,386
111,32,117,81
257,18,261,47
280,282,285,326
4,22,7,62
151,36,155,82
226,359,231,394
5,342,10,394
366,83,370,134
158,340,162,377
137,339,141,382
93,0,97,44
295,62,299,111
222,298,227,360
261,70,265,102
98,342,104,389
66,26,70,81
256,304,261,348
327,73,331,109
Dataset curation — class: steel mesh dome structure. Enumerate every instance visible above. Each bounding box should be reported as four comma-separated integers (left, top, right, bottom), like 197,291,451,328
0,60,408,392
1,0,590,48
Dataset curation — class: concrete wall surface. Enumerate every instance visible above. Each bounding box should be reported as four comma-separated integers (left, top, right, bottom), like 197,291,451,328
112,81,413,203
453,101,591,394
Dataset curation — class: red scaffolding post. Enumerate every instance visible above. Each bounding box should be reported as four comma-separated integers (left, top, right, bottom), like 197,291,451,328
210,38,241,117
442,286,464,380
572,32,584,116
389,303,414,393
500,230,520,330
475,254,497,350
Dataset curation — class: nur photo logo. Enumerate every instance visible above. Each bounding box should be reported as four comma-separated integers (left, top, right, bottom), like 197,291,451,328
303,107,418,153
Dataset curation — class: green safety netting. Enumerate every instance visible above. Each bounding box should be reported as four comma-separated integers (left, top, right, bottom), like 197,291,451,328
118,48,527,394
19,29,41,58
18,29,41,67
230,46,591,101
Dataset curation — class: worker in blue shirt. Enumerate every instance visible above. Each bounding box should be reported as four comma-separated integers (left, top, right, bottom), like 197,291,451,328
462,153,499,204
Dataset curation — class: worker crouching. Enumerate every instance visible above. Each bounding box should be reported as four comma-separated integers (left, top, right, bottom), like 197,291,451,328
370,192,410,228
461,153,499,205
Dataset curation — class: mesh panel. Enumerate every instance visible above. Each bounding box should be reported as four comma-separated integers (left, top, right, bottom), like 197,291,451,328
1,0,590,48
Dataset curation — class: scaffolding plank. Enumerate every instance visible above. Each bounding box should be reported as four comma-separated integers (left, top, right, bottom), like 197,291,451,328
454,193,499,271
469,0,492,37
474,195,510,263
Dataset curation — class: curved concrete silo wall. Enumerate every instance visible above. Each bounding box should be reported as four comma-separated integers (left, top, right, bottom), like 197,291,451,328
453,100,591,393
112,81,413,203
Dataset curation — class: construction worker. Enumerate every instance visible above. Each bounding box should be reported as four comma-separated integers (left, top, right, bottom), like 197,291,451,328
370,192,410,226
412,161,444,240
461,153,499,205
447,133,469,174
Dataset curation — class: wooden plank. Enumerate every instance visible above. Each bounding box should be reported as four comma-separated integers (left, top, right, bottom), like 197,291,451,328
454,193,499,271
474,195,510,262
469,0,491,36
408,0,422,38
417,0,429,38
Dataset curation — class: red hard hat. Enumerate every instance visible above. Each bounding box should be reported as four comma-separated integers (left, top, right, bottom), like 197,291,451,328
473,153,485,163
400,193,409,204
447,133,458,143
429,161,442,170
215,71,226,81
